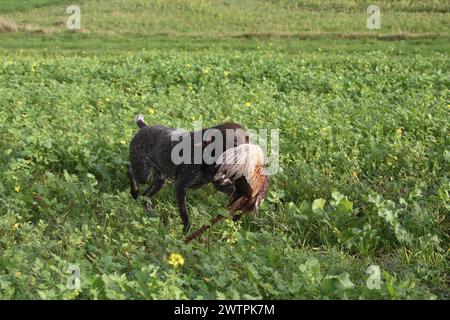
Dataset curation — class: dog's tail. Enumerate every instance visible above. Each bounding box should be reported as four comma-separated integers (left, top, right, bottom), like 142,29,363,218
135,114,147,129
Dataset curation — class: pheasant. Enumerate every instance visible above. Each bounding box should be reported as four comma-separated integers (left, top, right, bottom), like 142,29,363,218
184,143,270,243
214,143,269,214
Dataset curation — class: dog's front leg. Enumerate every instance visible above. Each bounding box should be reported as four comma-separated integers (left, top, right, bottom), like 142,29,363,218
174,183,190,234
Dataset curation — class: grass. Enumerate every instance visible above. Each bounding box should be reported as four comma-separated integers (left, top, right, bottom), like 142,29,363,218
0,0,449,38
0,0,68,13
1,33,449,54
0,0,448,300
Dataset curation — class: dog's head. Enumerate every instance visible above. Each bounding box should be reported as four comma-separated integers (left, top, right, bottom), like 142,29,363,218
193,122,249,166
203,122,249,148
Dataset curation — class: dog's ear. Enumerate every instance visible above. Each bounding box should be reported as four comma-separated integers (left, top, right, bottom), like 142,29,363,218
203,134,216,147
195,129,220,148
193,135,213,148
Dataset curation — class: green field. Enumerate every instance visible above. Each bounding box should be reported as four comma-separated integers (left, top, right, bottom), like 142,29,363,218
0,1,449,299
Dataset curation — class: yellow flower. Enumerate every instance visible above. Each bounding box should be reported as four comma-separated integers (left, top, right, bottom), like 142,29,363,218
12,223,20,230
148,107,155,115
226,238,236,245
224,70,230,77
14,185,21,193
191,115,196,121
69,290,80,298
244,102,251,107
396,128,403,135
168,253,185,267
120,140,126,145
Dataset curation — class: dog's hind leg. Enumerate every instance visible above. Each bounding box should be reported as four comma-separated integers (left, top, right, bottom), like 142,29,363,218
142,173,165,215
127,163,139,199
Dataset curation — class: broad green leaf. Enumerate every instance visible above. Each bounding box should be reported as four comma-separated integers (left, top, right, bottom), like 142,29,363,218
337,198,353,214
312,198,326,213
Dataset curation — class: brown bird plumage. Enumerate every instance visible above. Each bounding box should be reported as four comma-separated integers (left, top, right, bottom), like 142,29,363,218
214,144,270,213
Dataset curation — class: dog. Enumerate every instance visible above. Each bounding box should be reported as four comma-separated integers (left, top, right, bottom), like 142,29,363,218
127,115,249,233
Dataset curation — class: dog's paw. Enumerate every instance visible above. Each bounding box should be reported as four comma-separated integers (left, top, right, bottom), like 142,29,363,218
182,223,191,234
143,201,154,215
131,189,139,199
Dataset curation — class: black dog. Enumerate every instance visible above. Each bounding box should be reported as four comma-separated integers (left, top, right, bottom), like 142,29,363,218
128,115,248,233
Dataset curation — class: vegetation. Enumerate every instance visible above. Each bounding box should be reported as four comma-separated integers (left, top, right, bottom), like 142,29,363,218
1,0,449,37
0,1,448,299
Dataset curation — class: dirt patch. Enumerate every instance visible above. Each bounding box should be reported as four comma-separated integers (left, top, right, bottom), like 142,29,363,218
0,16,19,33
0,16,62,35
232,31,446,40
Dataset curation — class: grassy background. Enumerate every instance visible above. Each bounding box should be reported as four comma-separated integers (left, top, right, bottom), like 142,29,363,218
1,0,449,37
0,1,449,300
